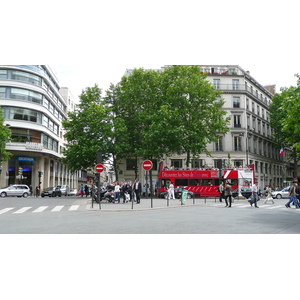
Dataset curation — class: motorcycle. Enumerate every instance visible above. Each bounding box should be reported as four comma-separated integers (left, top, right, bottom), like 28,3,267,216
93,188,114,203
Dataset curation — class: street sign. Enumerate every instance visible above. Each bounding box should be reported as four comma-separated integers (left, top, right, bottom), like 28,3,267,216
142,160,153,171
95,164,104,173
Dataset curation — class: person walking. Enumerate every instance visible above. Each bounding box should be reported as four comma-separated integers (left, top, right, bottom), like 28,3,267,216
79,184,84,197
218,181,224,202
285,183,299,208
264,185,274,204
249,183,259,208
35,186,40,198
224,182,232,207
133,179,142,204
84,185,89,197
168,181,175,200
121,180,129,203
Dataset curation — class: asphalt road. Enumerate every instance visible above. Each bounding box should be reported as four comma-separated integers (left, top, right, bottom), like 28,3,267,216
1,195,300,233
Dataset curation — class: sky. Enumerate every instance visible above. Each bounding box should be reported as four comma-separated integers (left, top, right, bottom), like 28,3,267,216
2,0,299,103
2,0,297,289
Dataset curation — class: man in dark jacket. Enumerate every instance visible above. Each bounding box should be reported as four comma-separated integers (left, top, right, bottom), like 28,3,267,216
133,179,142,204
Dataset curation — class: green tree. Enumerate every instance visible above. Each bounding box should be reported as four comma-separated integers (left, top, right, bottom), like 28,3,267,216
269,74,300,178
114,65,230,168
0,107,12,166
61,85,114,173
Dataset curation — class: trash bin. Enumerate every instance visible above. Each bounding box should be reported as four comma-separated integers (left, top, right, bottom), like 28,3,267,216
181,189,188,204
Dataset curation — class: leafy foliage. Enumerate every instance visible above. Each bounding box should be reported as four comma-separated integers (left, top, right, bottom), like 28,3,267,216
0,107,12,164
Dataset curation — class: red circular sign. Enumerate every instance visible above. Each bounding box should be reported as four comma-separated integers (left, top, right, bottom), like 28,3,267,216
95,164,105,173
142,160,153,171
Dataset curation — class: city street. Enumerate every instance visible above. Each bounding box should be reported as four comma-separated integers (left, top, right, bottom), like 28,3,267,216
1,195,300,233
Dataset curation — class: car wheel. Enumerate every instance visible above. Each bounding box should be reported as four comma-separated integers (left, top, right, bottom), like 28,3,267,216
23,193,29,198
0,192,6,197
276,194,282,199
187,194,192,199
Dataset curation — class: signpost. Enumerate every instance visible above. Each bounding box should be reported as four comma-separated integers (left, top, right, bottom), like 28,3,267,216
95,163,104,209
142,160,153,208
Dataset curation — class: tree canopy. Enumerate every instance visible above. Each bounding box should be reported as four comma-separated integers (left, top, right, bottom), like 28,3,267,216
62,65,231,177
0,107,12,165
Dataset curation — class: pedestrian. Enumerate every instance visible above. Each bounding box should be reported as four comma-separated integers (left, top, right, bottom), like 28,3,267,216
121,180,129,203
218,181,224,202
224,182,232,207
113,181,120,203
168,181,175,200
249,183,259,208
79,184,84,197
35,186,40,198
29,185,33,196
84,185,89,197
285,183,299,208
127,181,133,201
264,185,274,204
133,179,142,204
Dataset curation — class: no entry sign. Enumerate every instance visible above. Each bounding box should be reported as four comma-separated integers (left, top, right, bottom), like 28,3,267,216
95,164,104,173
142,160,153,171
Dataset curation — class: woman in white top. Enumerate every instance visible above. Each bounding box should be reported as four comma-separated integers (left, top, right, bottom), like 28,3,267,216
113,182,120,203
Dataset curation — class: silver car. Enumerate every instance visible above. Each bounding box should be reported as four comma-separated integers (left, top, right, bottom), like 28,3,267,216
0,184,30,198
271,187,290,199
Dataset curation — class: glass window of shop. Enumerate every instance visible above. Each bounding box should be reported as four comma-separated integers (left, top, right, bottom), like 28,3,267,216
11,70,42,86
11,128,41,143
10,88,42,104
9,107,42,123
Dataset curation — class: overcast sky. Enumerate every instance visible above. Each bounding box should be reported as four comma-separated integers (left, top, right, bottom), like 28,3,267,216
2,0,299,103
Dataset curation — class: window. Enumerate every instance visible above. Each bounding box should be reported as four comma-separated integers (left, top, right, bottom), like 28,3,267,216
232,79,239,90
126,159,136,171
171,159,183,169
234,136,242,151
10,88,42,104
234,115,241,127
11,70,42,86
213,79,220,89
0,70,7,79
234,160,243,167
9,107,42,123
0,87,5,98
191,159,204,169
11,128,41,143
233,97,240,108
215,136,223,151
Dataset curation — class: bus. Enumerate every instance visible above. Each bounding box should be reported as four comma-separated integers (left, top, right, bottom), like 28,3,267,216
158,165,255,197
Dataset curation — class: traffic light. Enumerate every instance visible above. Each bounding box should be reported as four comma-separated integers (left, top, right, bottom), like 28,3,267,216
18,167,23,175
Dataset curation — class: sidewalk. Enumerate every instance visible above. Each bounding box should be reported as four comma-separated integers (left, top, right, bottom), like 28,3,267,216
85,196,245,211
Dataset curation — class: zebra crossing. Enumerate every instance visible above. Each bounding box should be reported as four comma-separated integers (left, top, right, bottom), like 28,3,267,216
210,202,300,211
0,205,82,215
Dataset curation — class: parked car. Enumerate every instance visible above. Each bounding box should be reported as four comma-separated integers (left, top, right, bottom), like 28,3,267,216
240,187,252,199
68,188,78,196
0,184,30,198
159,188,194,199
271,187,290,199
56,185,69,196
41,187,62,197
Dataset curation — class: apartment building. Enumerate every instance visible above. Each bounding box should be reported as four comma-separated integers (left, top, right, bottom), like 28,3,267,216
0,65,79,190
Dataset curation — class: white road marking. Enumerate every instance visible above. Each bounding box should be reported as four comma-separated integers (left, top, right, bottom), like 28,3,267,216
51,205,64,212
69,205,79,211
32,206,48,213
13,207,32,214
0,208,15,215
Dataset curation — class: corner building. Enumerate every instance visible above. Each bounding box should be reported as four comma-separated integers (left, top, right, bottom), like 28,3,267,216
0,65,78,190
